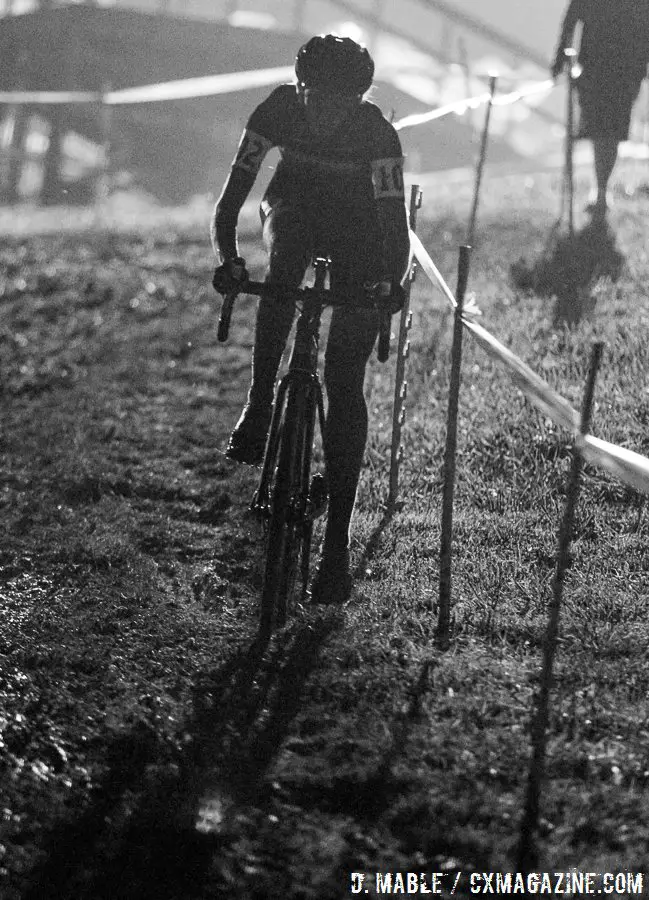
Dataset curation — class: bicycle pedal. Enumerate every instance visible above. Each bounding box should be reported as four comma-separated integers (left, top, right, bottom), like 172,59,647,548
249,489,270,521
248,504,268,523
308,473,328,520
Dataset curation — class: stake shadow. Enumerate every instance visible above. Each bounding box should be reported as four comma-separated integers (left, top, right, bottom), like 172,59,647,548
353,500,400,579
510,220,626,326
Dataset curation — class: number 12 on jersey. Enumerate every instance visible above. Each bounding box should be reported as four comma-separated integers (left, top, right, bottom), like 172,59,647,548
233,129,273,175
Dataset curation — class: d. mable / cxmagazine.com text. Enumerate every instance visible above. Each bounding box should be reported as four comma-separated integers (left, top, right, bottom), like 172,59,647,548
349,870,644,895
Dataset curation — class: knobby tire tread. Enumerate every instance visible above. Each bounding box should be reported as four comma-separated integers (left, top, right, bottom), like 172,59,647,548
259,386,308,636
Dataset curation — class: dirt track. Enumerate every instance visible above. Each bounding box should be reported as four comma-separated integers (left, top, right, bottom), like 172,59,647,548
1,224,445,899
4,189,649,897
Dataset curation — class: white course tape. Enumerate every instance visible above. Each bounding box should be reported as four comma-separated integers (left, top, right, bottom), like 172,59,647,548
0,66,295,107
462,318,581,435
409,230,457,308
411,232,649,496
105,66,295,105
0,72,554,116
395,77,555,132
409,230,482,318
395,93,492,131
0,90,100,104
491,78,555,107
0,71,554,115
578,435,649,497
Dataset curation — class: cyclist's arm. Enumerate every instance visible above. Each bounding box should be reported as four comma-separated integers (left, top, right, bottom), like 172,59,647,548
211,127,273,260
212,87,289,259
371,152,410,285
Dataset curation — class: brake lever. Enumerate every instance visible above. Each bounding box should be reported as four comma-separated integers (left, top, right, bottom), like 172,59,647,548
217,286,241,343
377,303,391,363
369,281,393,363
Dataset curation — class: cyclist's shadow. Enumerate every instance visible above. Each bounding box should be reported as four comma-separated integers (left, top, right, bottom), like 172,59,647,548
20,615,342,900
187,612,342,812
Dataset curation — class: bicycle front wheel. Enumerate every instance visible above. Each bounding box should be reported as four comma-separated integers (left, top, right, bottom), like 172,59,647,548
259,382,314,638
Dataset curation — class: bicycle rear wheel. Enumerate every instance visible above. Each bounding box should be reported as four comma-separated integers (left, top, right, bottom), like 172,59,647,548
259,382,314,638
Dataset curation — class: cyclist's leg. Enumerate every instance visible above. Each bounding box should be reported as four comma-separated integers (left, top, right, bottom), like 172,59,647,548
310,305,377,602
228,201,312,463
321,305,378,556
250,201,312,404
321,206,382,553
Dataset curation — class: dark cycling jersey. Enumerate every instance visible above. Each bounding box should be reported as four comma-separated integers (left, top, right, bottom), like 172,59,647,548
562,0,649,83
230,83,405,210
213,82,409,275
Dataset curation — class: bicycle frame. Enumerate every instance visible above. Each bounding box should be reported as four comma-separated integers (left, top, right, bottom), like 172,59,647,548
251,255,329,527
216,256,389,637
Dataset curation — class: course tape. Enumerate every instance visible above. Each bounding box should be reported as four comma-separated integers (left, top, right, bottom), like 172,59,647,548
409,230,649,496
0,90,101,104
105,66,295,104
0,72,555,113
0,66,296,106
394,78,555,131
578,435,649,496
462,318,581,435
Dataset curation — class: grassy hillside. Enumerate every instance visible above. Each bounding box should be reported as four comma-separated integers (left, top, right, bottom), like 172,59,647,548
1,163,649,898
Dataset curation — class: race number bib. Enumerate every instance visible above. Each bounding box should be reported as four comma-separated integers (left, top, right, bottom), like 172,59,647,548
232,129,273,175
371,157,405,199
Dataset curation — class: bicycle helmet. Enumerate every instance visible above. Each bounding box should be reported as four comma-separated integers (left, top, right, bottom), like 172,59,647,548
295,34,374,96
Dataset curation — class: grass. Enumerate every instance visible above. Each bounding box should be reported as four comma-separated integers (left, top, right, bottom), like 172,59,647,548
2,162,649,898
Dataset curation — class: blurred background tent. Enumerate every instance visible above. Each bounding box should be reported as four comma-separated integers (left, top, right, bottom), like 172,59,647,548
0,0,584,205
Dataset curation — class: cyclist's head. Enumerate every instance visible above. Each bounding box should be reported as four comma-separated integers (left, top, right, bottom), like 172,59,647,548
295,35,374,134
295,34,374,97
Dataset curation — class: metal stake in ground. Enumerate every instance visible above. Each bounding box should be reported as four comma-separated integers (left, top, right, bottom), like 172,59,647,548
563,48,578,239
516,341,604,873
95,81,112,226
388,184,423,507
436,244,471,650
466,74,497,247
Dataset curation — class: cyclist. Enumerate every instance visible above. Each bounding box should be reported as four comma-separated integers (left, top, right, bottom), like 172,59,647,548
211,34,410,604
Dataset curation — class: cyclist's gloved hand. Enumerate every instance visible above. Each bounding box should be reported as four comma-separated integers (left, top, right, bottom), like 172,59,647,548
367,276,406,315
212,256,248,295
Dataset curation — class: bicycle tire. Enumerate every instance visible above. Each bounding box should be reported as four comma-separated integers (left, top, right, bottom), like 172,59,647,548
259,383,312,637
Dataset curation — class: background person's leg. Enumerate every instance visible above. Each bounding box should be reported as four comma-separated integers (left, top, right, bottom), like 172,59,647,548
577,74,642,222
591,136,619,218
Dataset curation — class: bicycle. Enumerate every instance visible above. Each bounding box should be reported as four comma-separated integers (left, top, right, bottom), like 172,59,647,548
215,254,392,639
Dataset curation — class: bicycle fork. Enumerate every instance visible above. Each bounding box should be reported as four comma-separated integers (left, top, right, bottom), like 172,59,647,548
250,370,328,530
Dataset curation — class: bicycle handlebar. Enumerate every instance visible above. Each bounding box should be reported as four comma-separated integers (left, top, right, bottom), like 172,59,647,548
215,279,392,362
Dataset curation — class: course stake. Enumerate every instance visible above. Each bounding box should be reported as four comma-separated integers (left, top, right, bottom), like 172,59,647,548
467,74,497,247
95,81,112,226
389,184,423,506
563,48,578,239
516,341,604,872
436,244,472,649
